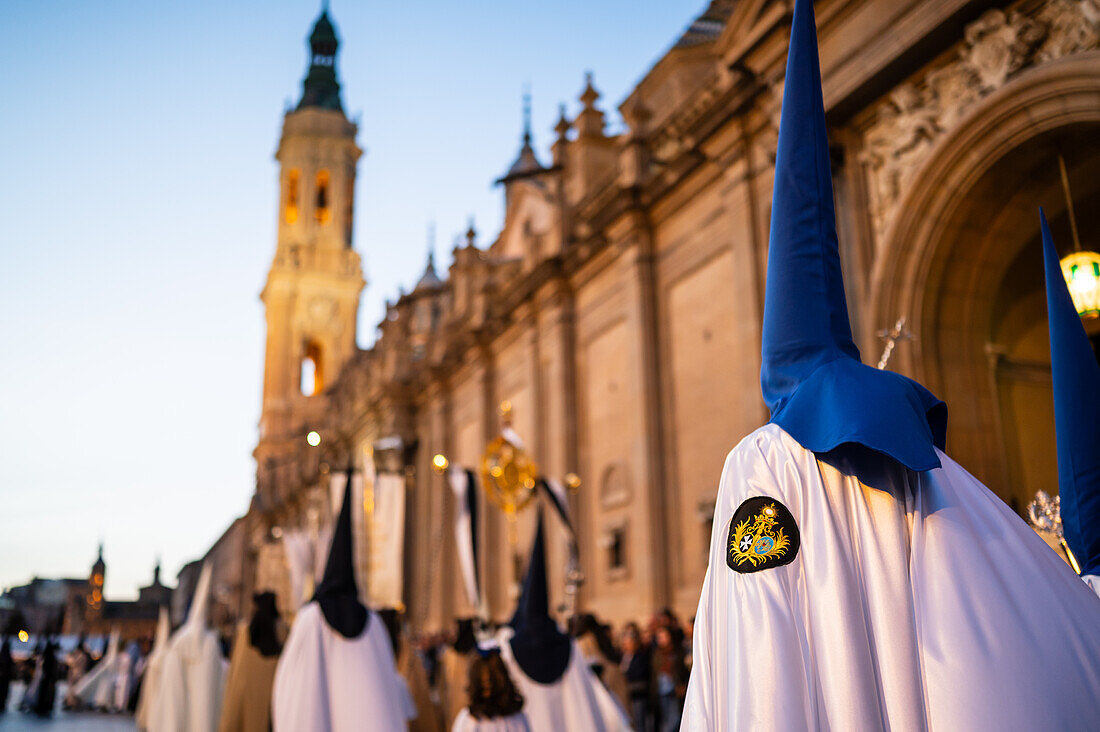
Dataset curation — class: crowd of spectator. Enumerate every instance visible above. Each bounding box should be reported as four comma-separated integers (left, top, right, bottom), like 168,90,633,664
411,608,694,732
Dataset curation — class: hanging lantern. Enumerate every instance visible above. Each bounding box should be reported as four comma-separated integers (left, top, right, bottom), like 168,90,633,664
1060,250,1100,319
1055,155,1098,319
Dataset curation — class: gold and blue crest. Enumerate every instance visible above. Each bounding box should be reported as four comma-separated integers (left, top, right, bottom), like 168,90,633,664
726,497,800,573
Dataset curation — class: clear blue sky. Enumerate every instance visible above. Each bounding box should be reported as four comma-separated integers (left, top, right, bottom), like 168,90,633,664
0,0,705,600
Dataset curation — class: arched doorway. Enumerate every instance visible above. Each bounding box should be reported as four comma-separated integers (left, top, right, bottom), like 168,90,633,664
869,52,1100,511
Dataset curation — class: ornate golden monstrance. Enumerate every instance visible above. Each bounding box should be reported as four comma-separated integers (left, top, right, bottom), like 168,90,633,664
479,401,539,546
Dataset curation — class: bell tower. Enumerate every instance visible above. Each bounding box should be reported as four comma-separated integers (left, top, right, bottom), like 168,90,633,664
257,8,364,467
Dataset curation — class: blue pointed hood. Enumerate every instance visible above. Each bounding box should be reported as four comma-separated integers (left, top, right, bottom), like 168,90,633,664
508,507,571,684
1040,209,1100,575
760,0,946,471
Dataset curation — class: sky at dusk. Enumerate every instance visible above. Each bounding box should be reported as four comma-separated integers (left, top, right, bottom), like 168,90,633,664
0,0,705,599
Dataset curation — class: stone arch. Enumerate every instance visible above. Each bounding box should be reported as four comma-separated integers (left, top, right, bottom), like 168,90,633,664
867,51,1100,503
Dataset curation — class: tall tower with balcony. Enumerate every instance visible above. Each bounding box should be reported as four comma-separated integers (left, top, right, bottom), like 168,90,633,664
257,9,364,472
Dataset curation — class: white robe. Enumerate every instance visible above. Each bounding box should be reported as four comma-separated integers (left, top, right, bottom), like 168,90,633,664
452,709,531,732
151,624,226,732
151,563,226,732
684,424,1100,731
137,607,172,730
1085,574,1100,597
72,628,121,709
498,636,631,732
271,602,407,732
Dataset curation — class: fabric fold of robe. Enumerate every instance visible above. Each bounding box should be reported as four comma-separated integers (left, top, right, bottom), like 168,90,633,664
683,424,1100,731
271,603,406,732
498,635,630,732
451,709,531,732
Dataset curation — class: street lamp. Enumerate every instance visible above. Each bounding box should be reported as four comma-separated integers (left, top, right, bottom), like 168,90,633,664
306,430,322,447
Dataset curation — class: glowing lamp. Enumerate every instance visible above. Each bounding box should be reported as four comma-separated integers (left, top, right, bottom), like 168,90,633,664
306,430,322,447
1061,250,1100,319
18,630,28,643
431,454,449,473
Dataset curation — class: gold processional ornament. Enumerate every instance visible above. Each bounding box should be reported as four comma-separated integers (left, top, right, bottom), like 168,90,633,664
480,401,539,546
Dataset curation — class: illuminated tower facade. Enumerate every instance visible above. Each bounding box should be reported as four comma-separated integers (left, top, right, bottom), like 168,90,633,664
257,9,364,470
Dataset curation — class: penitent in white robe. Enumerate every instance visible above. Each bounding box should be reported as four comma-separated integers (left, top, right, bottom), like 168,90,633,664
451,709,531,732
684,424,1100,731
72,628,121,709
498,636,631,732
137,607,172,730
151,626,226,732
271,603,407,732
151,563,226,732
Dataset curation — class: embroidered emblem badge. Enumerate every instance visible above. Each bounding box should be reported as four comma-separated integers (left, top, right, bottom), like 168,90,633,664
726,496,800,573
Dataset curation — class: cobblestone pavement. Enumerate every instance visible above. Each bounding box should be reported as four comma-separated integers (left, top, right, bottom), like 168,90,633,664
0,684,136,731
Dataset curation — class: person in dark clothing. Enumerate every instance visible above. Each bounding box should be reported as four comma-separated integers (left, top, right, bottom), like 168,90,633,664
651,626,687,732
32,639,59,718
620,625,652,732
0,637,13,714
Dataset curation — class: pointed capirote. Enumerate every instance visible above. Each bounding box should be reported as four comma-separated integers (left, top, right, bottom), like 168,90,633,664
760,0,946,470
153,605,170,652
312,467,369,637
184,562,213,629
1040,208,1100,575
508,506,571,684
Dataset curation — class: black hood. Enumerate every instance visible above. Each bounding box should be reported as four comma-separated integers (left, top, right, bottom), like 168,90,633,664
312,468,369,638
508,508,571,684
248,592,283,657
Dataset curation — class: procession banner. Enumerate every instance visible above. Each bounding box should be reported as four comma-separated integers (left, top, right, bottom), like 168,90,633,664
367,471,406,608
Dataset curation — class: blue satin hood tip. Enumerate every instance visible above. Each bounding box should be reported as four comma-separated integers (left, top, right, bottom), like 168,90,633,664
767,358,948,473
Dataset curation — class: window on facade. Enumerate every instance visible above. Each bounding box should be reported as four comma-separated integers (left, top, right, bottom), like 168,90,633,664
301,341,324,396
344,177,354,245
285,169,300,224
609,527,627,571
315,170,332,224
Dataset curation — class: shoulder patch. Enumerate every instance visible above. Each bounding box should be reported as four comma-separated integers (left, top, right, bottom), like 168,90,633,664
726,496,800,573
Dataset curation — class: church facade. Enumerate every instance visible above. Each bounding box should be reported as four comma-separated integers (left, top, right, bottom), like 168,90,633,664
233,0,1100,631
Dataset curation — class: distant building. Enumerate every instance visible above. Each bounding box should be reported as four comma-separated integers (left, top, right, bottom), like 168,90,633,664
0,545,170,642
203,0,1100,632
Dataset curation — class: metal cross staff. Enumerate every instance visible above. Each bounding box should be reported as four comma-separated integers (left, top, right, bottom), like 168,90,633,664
877,316,913,370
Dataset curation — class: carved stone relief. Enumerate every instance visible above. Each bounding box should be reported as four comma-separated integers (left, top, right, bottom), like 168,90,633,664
859,0,1100,241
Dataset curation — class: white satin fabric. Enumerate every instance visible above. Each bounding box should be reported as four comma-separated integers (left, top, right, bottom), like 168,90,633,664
271,603,407,732
137,606,172,729
498,635,631,732
73,627,120,708
684,424,1100,731
1084,574,1100,598
452,709,532,732
151,562,227,732
448,467,480,610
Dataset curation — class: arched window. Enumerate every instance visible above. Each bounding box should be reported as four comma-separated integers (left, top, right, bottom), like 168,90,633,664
301,341,324,396
315,170,332,224
285,169,300,224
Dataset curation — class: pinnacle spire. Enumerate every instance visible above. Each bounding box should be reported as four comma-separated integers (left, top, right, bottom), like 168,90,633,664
465,217,477,247
522,85,533,146
297,8,344,111
500,88,544,183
